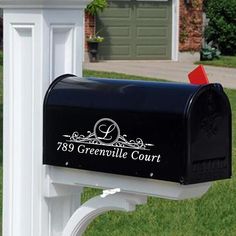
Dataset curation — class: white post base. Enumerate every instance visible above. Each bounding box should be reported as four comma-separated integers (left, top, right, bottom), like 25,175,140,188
63,190,147,236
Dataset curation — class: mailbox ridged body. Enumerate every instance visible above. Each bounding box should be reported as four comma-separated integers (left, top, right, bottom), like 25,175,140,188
44,75,231,185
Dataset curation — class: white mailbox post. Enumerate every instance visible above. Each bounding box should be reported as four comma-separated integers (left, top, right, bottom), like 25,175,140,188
1,1,90,235
1,1,214,236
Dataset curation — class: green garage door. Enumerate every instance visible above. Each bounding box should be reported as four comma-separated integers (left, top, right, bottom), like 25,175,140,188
97,0,172,60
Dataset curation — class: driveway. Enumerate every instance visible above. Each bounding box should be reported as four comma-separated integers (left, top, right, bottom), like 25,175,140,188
83,60,236,89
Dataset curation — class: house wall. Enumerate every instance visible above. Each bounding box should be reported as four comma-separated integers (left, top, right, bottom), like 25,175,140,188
179,0,203,52
85,0,204,54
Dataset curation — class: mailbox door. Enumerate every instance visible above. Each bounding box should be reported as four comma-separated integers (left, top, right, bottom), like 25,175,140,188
186,84,232,184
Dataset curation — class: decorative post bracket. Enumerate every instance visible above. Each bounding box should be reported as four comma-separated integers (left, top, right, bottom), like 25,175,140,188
46,166,211,235
62,189,147,236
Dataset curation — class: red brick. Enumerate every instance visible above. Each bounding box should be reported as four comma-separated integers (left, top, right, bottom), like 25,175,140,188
84,12,95,51
179,0,203,52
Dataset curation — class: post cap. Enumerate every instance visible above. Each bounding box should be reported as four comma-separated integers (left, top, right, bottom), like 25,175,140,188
0,0,91,8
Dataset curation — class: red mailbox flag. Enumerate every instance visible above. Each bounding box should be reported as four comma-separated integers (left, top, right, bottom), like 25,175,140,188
188,65,209,85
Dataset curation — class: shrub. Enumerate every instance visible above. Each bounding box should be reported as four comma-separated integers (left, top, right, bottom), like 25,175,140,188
86,0,108,16
204,0,236,55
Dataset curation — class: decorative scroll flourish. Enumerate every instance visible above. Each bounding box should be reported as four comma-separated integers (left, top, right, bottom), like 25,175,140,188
63,118,154,150
63,131,154,150
63,131,100,145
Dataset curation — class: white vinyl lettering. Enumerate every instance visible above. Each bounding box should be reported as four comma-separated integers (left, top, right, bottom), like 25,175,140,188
131,151,161,163
98,123,116,141
58,118,161,164
57,142,74,152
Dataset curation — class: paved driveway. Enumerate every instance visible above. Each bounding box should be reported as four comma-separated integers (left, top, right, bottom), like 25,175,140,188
84,60,236,89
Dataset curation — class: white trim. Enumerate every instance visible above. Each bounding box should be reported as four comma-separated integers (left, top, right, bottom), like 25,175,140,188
172,0,179,61
83,10,85,63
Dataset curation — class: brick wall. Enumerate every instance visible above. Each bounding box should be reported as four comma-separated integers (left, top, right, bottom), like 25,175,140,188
85,13,95,51
179,0,204,52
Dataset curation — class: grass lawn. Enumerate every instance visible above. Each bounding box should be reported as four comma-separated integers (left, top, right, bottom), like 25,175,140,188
0,66,235,235
195,56,236,69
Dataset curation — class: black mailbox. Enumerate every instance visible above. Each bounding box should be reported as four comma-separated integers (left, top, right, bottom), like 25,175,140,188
43,74,232,185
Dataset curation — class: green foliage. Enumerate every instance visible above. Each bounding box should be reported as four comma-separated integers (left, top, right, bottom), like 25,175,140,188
204,0,236,55
86,0,108,16
87,35,104,43
200,43,221,61
196,56,236,68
